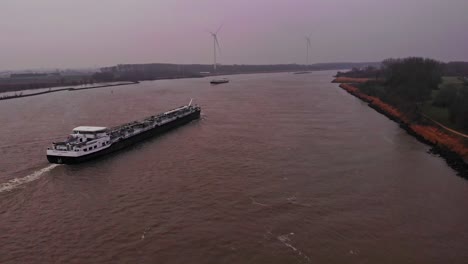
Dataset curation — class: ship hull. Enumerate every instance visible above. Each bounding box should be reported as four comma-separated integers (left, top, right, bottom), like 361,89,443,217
210,80,229,84
47,110,200,164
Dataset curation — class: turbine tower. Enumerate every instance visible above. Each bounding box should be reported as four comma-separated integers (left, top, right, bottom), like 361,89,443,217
305,36,312,66
209,25,222,72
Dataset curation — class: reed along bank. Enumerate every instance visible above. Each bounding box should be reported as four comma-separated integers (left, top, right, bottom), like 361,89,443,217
335,80,468,177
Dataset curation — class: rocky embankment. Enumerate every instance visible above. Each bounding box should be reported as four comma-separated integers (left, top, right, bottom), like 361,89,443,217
334,80,468,177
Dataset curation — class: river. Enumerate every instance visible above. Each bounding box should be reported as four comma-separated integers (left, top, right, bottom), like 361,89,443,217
1,71,467,263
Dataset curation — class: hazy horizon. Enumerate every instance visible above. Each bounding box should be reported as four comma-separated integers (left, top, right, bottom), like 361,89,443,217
1,0,467,71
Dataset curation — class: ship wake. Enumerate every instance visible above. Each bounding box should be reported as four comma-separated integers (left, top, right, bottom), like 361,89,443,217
0,164,60,193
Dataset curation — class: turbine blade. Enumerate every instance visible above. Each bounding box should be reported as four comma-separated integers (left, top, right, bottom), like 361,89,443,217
215,24,223,34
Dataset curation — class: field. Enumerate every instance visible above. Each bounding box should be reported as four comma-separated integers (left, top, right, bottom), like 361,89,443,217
421,77,468,134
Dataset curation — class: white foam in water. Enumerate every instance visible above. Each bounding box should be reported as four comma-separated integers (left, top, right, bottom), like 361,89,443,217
277,233,311,263
0,164,60,193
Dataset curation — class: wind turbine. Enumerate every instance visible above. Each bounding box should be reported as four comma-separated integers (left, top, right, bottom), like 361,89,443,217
305,36,312,66
209,25,222,72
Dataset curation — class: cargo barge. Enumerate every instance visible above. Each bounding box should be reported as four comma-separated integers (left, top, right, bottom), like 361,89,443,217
210,78,229,84
46,100,201,164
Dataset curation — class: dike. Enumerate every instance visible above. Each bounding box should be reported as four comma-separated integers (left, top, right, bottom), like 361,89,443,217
331,77,370,83
337,83,468,178
0,82,139,101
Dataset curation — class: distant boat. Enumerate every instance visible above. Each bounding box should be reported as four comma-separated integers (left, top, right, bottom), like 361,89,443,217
293,71,311,74
210,78,229,84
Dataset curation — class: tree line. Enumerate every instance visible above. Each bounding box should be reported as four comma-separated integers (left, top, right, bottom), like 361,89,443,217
349,57,468,130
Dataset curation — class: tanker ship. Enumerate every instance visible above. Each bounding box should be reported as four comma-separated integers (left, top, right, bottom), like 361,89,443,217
46,100,201,164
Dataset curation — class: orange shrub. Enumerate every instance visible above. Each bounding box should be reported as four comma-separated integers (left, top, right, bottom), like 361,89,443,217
338,84,468,159
333,77,370,83
339,84,409,122
411,125,468,157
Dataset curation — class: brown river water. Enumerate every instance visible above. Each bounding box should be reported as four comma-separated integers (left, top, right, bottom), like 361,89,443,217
1,71,467,263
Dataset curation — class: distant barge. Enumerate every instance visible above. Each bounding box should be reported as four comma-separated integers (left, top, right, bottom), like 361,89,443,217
210,78,229,84
46,100,201,164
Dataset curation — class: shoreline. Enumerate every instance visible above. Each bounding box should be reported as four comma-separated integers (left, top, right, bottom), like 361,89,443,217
0,69,336,102
335,81,468,178
0,82,139,101
0,70,297,101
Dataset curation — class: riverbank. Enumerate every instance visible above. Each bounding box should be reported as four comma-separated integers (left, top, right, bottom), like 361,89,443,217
334,80,468,177
0,70,315,101
0,82,139,101
331,77,370,83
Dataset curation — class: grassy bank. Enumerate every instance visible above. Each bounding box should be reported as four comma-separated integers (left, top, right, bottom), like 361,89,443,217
335,81,468,176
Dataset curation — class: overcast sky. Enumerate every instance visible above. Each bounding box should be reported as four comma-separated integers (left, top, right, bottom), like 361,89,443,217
1,0,467,70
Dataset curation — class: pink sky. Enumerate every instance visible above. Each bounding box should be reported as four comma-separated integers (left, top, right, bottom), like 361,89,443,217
1,0,467,70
